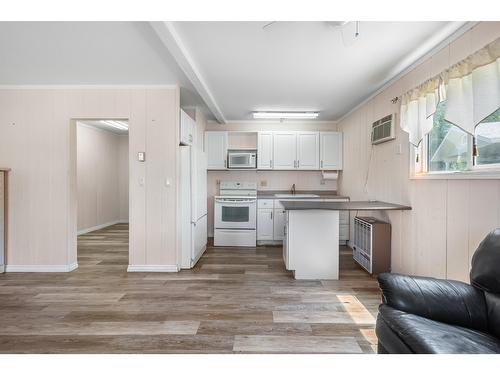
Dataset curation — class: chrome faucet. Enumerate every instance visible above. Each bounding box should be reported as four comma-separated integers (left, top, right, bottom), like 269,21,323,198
291,183,296,195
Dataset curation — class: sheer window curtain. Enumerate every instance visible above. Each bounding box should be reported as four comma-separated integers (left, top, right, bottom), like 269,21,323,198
400,37,500,146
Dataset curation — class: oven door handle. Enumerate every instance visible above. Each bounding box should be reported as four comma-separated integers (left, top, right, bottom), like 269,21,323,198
215,198,256,203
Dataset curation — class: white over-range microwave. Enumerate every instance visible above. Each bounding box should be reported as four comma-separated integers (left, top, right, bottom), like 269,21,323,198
227,150,257,169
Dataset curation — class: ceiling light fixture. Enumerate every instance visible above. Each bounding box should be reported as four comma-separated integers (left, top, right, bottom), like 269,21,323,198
252,112,319,120
100,120,129,131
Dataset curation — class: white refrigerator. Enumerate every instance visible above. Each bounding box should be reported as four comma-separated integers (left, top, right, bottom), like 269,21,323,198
180,143,208,269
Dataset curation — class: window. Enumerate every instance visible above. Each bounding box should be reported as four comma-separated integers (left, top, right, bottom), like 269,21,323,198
427,102,469,172
414,105,500,176
475,110,500,166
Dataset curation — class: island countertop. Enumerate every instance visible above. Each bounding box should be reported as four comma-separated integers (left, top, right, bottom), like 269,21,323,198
281,200,411,211
257,190,349,200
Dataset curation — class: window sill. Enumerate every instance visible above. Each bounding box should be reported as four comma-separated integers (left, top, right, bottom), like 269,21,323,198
410,169,500,180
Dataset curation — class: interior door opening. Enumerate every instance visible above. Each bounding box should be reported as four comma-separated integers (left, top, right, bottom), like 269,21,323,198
74,119,129,271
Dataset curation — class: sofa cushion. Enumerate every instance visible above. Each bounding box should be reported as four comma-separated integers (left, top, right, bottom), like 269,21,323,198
470,228,500,294
378,273,488,331
378,305,500,354
485,292,500,338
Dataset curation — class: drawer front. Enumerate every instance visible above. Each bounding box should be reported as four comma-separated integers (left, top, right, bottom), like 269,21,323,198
258,199,274,209
339,224,350,240
339,211,349,224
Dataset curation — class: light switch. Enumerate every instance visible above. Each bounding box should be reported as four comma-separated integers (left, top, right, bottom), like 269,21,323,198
139,177,145,186
138,152,146,162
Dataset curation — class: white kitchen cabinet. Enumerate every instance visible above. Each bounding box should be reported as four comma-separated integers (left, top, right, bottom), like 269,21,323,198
257,132,273,169
272,132,297,170
205,131,228,169
273,208,286,241
297,132,319,170
320,132,343,170
180,109,195,146
257,209,274,240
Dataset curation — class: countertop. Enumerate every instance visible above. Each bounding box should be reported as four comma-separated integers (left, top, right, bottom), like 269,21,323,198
281,200,412,211
257,190,349,200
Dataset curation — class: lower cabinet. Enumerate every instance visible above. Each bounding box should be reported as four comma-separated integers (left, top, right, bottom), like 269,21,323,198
339,210,350,242
273,208,286,241
257,198,350,244
257,209,273,240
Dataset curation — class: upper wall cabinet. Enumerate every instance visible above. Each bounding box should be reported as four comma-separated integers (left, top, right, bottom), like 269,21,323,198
297,132,320,170
257,132,273,169
180,109,195,146
320,132,343,170
205,131,228,169
256,130,342,170
272,132,297,170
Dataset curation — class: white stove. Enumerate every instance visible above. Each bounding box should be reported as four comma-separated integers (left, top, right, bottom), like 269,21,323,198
214,182,257,247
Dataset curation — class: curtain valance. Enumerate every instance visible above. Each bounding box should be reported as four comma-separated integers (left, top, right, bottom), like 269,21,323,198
400,37,500,147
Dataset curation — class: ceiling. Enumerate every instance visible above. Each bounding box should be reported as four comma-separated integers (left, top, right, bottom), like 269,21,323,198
171,21,468,121
0,21,469,123
78,120,129,135
0,21,212,118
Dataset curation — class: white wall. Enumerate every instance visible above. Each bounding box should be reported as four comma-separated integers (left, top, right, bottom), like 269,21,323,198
337,22,500,282
76,124,128,233
205,120,338,236
118,135,129,222
0,171,5,268
0,87,180,270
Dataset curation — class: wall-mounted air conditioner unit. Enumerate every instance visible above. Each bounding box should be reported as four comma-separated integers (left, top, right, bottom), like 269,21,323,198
371,114,396,145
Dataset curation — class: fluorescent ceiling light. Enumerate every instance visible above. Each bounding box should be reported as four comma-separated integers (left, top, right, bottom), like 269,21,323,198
252,112,319,119
100,120,129,131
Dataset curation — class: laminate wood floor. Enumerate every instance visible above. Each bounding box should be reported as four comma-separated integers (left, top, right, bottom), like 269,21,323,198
0,224,381,353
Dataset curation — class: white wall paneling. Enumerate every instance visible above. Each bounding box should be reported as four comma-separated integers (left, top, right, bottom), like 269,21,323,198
338,22,500,282
0,87,180,270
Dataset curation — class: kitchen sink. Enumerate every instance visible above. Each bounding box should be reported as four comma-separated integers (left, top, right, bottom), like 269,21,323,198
274,194,320,198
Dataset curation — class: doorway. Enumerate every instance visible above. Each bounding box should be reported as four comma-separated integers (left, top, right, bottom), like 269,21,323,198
74,119,129,270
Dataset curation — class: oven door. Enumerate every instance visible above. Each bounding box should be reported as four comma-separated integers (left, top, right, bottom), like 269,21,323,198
214,198,256,229
228,153,256,169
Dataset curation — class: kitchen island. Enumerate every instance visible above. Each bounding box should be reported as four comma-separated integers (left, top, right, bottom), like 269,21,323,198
282,200,411,280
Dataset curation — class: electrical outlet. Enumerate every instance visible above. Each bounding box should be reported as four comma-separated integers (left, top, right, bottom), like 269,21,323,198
260,180,267,187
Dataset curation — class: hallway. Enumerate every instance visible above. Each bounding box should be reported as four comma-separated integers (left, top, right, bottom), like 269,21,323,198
0,224,380,353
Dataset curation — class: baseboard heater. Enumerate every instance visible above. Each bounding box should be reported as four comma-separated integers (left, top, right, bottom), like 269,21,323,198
352,217,391,275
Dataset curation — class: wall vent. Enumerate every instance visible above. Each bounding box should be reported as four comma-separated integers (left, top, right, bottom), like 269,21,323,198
371,114,396,144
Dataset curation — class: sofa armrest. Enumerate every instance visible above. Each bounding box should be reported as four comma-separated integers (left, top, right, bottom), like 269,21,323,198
377,273,488,331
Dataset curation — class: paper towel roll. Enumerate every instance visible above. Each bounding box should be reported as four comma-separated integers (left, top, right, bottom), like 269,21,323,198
321,171,338,180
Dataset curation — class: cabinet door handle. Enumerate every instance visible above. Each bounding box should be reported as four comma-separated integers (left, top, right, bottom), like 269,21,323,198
297,160,300,168
224,159,227,168
270,159,273,169
270,211,273,219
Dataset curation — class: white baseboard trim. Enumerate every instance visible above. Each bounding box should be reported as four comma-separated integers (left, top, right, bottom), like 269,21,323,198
68,262,79,271
6,263,79,272
77,220,128,235
127,264,179,272
0,264,4,273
